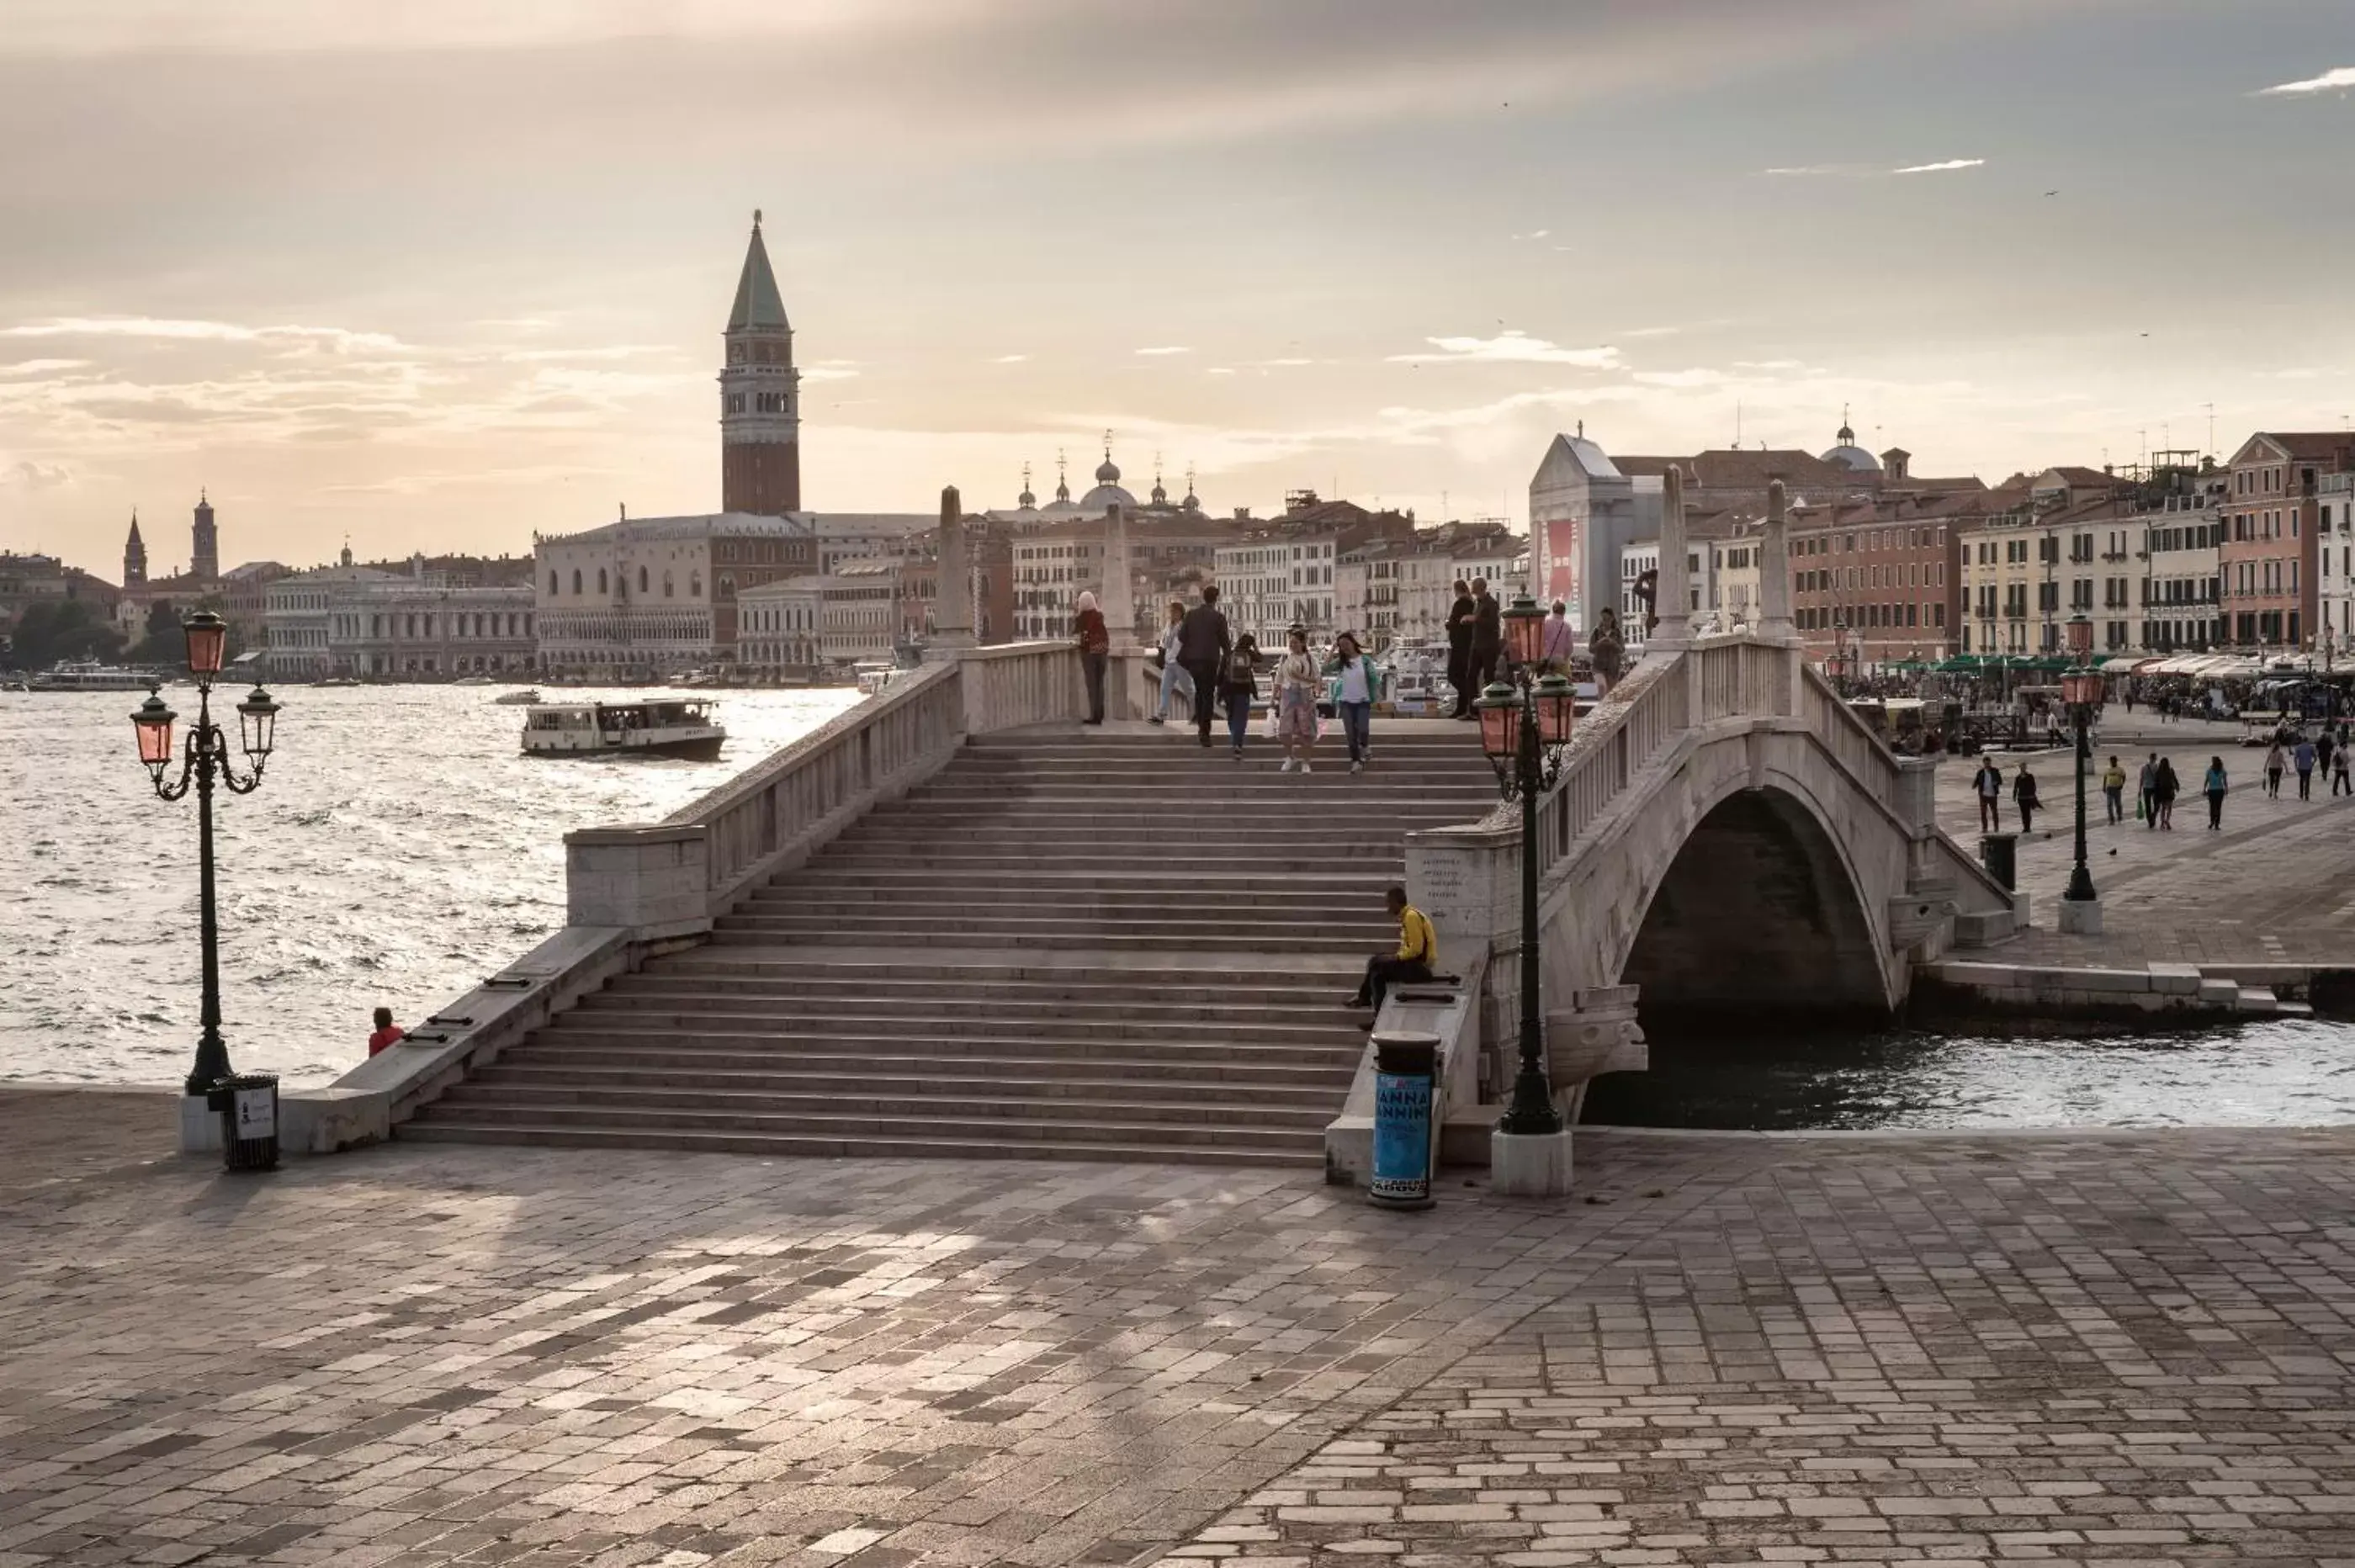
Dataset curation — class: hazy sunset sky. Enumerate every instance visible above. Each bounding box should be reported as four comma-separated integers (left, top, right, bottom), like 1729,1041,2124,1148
3,0,2352,577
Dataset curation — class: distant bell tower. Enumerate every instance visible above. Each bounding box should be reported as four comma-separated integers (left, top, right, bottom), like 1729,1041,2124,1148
719,210,801,516
190,490,219,581
123,511,147,586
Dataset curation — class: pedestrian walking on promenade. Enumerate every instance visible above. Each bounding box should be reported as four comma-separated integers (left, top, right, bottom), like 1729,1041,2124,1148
2138,754,2157,827
1469,578,1504,693
2154,755,2179,829
1177,585,1231,749
1074,591,1111,725
1445,579,1477,718
1149,600,1193,724
2265,738,2287,798
2336,744,2352,797
2204,755,2229,830
1273,626,1322,773
1975,757,2004,833
2295,735,2317,800
1590,607,1626,696
2013,761,2040,834
2319,728,2336,781
2102,755,2126,825
1218,633,1260,759
367,1006,406,1057
1327,631,1378,773
1350,884,1437,1023
1541,600,1577,672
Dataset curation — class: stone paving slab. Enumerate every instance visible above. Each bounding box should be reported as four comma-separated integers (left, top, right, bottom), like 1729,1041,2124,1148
10,1094,2355,1568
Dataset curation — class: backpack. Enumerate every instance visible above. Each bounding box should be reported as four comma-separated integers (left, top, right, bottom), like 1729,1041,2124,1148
1225,649,1255,687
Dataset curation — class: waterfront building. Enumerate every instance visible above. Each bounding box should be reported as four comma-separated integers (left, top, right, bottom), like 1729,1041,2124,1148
1211,494,1415,646
1789,495,1969,667
735,565,897,670
1530,432,1654,632
2218,432,2355,652
0,551,119,649
533,511,815,678
2320,471,2355,661
263,556,400,678
1012,498,1241,644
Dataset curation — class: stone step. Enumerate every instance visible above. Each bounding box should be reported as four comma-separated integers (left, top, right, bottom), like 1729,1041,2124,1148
741,887,1397,918
803,870,1393,893
405,1100,1319,1152
819,842,1413,865
430,1082,1334,1130
511,1034,1360,1073
480,1052,1355,1089
707,919,1385,953
605,976,1364,1014
562,1004,1364,1045
396,1121,1323,1168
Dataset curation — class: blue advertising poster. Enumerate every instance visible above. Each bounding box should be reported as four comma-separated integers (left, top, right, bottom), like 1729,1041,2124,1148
1370,1070,1433,1204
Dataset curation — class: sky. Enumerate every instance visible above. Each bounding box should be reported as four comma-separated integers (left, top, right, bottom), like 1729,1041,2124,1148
3,0,2352,579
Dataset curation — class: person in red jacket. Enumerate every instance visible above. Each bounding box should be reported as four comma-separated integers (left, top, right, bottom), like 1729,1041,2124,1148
367,1007,406,1057
1074,591,1111,725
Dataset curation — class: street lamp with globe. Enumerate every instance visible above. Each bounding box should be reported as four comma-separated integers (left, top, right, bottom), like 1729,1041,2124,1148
2059,612,2102,924
127,612,284,1095
1474,595,1580,1152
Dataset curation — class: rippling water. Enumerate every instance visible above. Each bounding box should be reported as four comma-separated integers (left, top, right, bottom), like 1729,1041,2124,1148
0,685,858,1089
1585,1017,2355,1130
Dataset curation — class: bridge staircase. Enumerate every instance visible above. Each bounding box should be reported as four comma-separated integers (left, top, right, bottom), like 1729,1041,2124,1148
400,719,1498,1165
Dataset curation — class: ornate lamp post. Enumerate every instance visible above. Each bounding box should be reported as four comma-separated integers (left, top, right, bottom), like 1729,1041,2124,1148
129,612,284,1095
2058,612,2103,932
1475,595,1579,1153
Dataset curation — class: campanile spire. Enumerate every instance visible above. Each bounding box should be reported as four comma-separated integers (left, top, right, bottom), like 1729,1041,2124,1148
719,210,801,515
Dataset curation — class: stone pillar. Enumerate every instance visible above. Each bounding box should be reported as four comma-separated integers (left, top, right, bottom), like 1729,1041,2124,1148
1652,465,1690,649
1100,502,1136,647
1758,477,1795,641
931,485,975,652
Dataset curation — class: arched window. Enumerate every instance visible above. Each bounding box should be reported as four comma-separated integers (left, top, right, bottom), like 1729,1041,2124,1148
549,570,559,595
597,568,608,595
571,569,581,595
639,566,649,594
663,573,674,598
691,573,703,598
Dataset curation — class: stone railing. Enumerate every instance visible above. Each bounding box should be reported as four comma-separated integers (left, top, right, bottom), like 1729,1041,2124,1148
1525,647,1695,877
283,641,1085,1156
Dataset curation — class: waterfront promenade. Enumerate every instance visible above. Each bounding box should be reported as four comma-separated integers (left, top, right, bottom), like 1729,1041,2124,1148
1932,724,2355,969
8,1088,2355,1566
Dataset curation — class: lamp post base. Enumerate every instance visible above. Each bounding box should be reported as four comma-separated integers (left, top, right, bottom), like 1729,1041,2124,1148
179,1094,223,1155
2058,894,2104,935
1490,1126,1575,1196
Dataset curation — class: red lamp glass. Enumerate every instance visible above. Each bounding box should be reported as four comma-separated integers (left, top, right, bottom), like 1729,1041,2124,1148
130,687,178,783
183,610,228,676
2066,613,2092,657
1475,681,1521,761
2061,670,2103,706
1503,594,1546,666
1534,674,1577,744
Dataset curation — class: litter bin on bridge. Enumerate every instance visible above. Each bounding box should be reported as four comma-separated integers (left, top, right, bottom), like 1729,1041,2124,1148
1980,832,2018,893
1367,1032,1439,1210
206,1073,281,1173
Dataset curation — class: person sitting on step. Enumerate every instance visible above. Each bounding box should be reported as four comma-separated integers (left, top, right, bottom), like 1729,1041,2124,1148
1350,885,1436,1025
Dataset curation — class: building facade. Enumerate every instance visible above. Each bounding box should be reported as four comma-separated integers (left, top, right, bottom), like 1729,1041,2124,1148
2319,472,2355,661
533,511,816,677
2218,432,2355,651
1790,497,1967,666
1212,496,1415,646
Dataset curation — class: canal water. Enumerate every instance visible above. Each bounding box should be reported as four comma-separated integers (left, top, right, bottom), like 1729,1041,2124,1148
0,685,858,1089
1584,1015,2355,1130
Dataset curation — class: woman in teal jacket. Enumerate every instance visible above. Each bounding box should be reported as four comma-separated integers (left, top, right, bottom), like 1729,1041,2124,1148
1324,633,1383,773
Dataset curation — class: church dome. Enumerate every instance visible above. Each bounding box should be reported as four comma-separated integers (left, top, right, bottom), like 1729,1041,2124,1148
1820,420,1880,474
1079,482,1138,511
1095,456,1121,485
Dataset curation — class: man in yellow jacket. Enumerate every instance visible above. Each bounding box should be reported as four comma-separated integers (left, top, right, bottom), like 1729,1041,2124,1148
1350,885,1437,1020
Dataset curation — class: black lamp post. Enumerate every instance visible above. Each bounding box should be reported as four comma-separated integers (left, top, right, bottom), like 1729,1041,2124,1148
2061,612,2099,908
1475,595,1579,1138
129,612,284,1096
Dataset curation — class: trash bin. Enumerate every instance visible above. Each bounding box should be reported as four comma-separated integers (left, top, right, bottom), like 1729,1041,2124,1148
1367,1032,1438,1210
1981,832,2018,892
207,1073,280,1173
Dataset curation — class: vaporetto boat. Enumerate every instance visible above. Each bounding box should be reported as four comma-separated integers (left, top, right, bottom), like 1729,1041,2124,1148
519,697,726,760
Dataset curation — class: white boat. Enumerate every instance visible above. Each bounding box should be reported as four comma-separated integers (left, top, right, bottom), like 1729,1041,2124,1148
1378,640,1452,716
453,674,494,686
29,660,160,692
315,675,362,688
853,659,900,697
521,698,725,760
492,687,543,707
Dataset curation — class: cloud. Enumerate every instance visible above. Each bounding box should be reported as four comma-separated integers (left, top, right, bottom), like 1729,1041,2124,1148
1133,346,1192,357
2257,66,2355,96
1891,157,1985,174
3,458,73,490
992,353,1029,363
800,358,860,383
0,316,409,353
1764,164,1855,177
0,358,90,377
1389,331,1620,368
1258,357,1315,367
1765,158,1986,177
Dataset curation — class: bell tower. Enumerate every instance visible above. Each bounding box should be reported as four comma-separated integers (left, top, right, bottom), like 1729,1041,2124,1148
124,511,147,586
719,210,802,516
190,490,219,581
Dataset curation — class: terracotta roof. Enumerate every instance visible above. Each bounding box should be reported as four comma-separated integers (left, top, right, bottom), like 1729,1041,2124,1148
2042,466,2113,486
2252,432,2355,463
1616,449,1855,490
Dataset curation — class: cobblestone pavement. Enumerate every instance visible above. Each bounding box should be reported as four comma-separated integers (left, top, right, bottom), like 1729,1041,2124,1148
9,1093,2355,1568
1928,739,2355,968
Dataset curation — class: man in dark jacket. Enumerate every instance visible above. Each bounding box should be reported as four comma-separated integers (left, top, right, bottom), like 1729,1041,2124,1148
1468,578,1504,696
1175,585,1233,748
1445,580,1475,718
